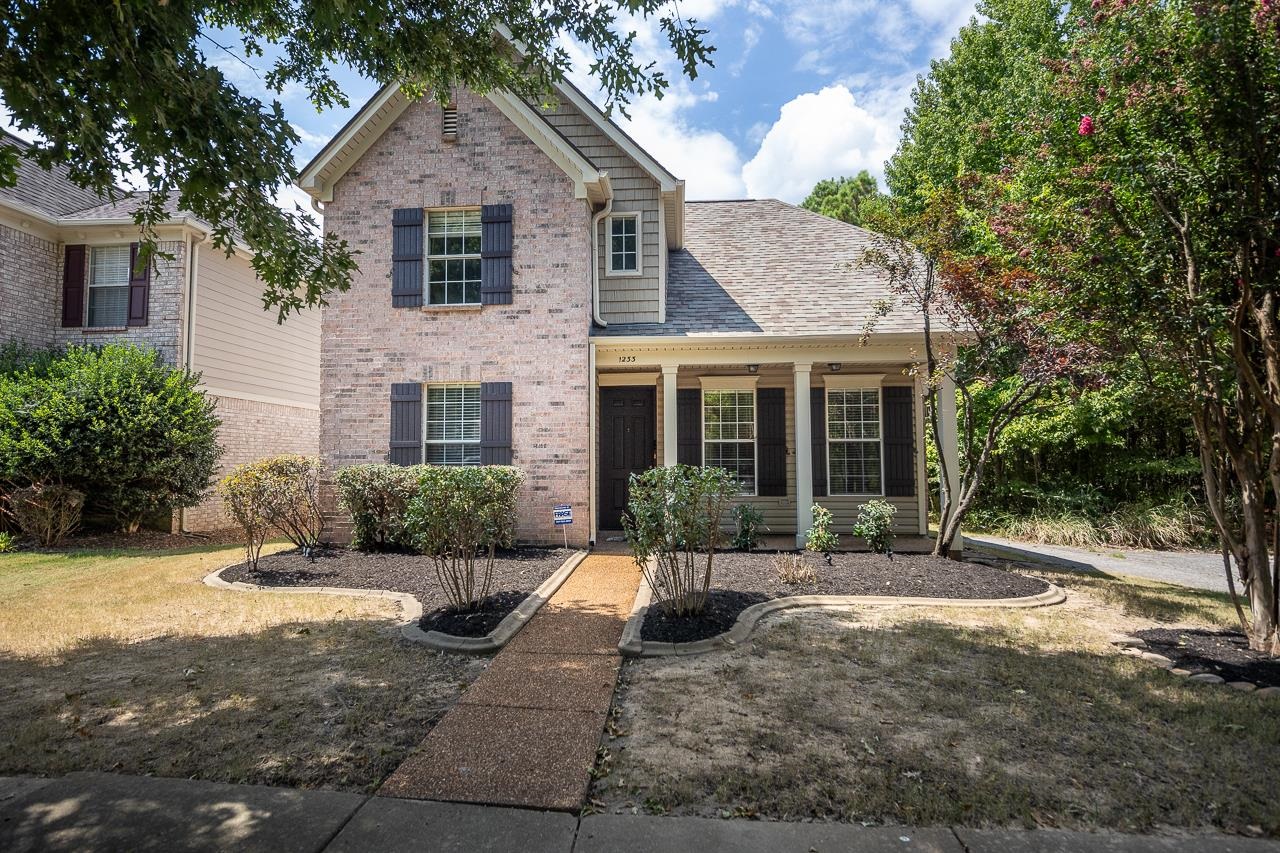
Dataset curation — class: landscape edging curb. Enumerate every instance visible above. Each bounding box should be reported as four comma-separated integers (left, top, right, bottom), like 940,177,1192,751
1111,635,1280,698
203,549,589,654
619,577,1067,658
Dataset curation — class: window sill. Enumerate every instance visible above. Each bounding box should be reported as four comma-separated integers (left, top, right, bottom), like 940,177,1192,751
421,304,483,313
73,326,131,333
604,270,643,278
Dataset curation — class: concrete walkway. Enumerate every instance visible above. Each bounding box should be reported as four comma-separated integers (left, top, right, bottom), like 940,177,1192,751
967,534,1230,593
4,772,1278,853
378,552,641,811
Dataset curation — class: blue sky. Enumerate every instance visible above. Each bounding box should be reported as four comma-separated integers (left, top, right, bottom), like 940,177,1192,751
7,1,979,207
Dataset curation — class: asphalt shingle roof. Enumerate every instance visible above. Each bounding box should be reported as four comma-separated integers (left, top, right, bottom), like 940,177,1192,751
596,199,932,338
0,131,107,217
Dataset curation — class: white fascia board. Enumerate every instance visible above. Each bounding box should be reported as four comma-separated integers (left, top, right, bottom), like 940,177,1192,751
484,91,606,202
296,82,407,202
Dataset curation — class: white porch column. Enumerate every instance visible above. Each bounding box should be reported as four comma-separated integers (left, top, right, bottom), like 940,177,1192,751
937,372,964,554
793,362,814,549
662,365,679,467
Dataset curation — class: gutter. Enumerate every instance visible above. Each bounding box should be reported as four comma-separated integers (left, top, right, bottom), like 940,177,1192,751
589,182,614,328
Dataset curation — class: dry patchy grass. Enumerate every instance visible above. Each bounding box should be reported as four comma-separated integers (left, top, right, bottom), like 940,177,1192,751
0,544,484,791
595,566,1280,836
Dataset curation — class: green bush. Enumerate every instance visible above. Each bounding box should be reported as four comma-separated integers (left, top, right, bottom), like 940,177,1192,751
403,465,525,610
732,503,766,551
219,455,325,568
623,464,738,616
334,464,425,551
805,504,839,563
852,499,897,559
10,483,84,547
0,531,16,553
0,343,221,532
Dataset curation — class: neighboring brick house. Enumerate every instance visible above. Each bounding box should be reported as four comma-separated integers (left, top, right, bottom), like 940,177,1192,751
0,130,321,532
298,83,962,549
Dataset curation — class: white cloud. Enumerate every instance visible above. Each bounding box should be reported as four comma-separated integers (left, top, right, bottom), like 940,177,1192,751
741,85,898,202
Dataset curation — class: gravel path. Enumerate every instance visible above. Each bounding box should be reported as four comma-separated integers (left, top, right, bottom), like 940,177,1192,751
966,535,1229,593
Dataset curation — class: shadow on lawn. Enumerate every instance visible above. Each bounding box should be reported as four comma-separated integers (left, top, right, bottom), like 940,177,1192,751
1032,565,1237,625
0,619,483,793
609,615,1280,836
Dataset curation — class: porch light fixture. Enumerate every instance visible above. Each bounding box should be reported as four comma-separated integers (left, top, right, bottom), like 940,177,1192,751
747,364,759,373
828,362,842,372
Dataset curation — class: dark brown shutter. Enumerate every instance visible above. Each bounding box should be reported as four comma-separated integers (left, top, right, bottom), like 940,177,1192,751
810,388,827,498
389,383,423,466
676,388,702,466
757,388,787,496
392,208,424,308
61,244,86,327
126,242,150,326
480,381,513,464
480,203,513,305
883,386,916,497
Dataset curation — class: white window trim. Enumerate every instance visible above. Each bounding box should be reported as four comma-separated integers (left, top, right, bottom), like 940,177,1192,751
822,373,886,390
825,385,886,498
425,208,482,306
701,386,759,497
422,381,482,466
605,212,642,277
87,244,131,328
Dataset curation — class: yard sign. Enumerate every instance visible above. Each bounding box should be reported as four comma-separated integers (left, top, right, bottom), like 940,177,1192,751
553,504,573,547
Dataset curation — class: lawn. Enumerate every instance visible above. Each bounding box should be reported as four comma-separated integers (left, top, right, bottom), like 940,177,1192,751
594,565,1280,837
0,541,484,792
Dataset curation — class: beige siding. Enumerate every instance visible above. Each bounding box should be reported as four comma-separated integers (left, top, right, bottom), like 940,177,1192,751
535,101,663,323
192,247,320,407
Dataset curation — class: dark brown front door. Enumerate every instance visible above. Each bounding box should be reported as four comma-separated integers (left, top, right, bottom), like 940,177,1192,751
599,386,656,531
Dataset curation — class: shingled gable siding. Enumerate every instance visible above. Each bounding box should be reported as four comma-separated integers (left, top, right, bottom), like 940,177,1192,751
320,89,592,546
534,100,663,324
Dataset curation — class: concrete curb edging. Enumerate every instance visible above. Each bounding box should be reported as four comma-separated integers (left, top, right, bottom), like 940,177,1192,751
1111,635,1280,697
203,549,589,654
619,571,1067,658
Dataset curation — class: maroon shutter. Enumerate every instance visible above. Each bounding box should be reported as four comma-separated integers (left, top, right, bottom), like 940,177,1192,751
480,204,513,305
126,242,149,326
392,208,424,308
810,388,827,497
61,244,87,327
756,388,787,496
883,386,916,497
479,382,513,465
389,383,423,465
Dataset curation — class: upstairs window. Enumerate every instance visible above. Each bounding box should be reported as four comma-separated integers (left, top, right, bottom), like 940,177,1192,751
87,245,130,327
607,213,640,274
827,388,882,495
427,209,481,305
425,383,481,465
703,388,756,495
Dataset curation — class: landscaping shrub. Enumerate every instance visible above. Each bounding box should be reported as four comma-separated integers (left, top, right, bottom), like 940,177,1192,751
403,465,525,610
732,503,765,551
0,343,221,532
968,499,1211,550
805,504,839,565
219,455,325,568
0,531,18,553
623,464,738,616
334,463,425,551
852,499,897,559
10,483,84,546
774,552,815,586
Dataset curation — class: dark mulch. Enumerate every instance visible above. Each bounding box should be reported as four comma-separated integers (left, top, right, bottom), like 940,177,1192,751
639,550,1051,644
222,546,574,638
1134,628,1280,689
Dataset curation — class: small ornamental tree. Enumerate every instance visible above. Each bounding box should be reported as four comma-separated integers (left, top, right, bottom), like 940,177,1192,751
403,466,524,610
623,465,737,616
804,504,839,565
852,499,897,559
219,455,325,567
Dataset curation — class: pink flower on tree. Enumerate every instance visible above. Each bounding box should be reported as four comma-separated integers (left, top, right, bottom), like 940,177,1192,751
1078,115,1096,135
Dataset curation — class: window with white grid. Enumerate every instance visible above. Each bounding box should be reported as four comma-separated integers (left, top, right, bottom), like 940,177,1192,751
427,209,482,305
607,214,640,274
88,245,130,327
425,383,481,465
827,388,882,495
703,389,756,495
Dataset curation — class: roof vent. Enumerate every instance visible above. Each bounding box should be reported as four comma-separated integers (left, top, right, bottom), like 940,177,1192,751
441,103,458,142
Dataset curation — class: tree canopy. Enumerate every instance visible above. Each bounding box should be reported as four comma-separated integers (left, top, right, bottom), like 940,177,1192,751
799,171,880,226
0,0,713,319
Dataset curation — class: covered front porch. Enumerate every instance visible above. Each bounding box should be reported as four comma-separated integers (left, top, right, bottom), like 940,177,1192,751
588,334,961,550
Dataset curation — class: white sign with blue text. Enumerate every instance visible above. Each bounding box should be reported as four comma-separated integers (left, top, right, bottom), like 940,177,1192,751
553,504,573,526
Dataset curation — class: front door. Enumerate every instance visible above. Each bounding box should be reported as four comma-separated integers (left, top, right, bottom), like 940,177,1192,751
598,386,656,531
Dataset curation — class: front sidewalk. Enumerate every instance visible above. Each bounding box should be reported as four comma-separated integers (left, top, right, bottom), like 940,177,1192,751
3,772,1276,852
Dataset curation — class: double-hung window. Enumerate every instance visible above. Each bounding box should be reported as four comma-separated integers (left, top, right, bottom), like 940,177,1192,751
427,209,482,305
703,385,756,495
425,383,481,465
827,386,882,495
87,245,131,327
607,214,640,274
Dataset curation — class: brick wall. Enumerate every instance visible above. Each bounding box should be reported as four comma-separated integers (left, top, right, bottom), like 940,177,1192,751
0,222,59,347
321,90,593,546
182,394,321,532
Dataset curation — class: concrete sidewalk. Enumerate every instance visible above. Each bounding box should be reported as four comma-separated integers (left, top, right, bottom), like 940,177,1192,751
3,772,1277,852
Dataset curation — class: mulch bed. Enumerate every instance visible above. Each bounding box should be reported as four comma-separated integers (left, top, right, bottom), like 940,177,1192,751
1134,628,1280,689
639,550,1051,644
222,546,574,638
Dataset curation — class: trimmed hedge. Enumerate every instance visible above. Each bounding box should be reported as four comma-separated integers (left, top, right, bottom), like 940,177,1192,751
334,464,424,551
219,455,324,568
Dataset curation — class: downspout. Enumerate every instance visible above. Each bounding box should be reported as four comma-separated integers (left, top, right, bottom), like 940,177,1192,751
179,231,199,533
590,188,613,328
588,340,597,547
